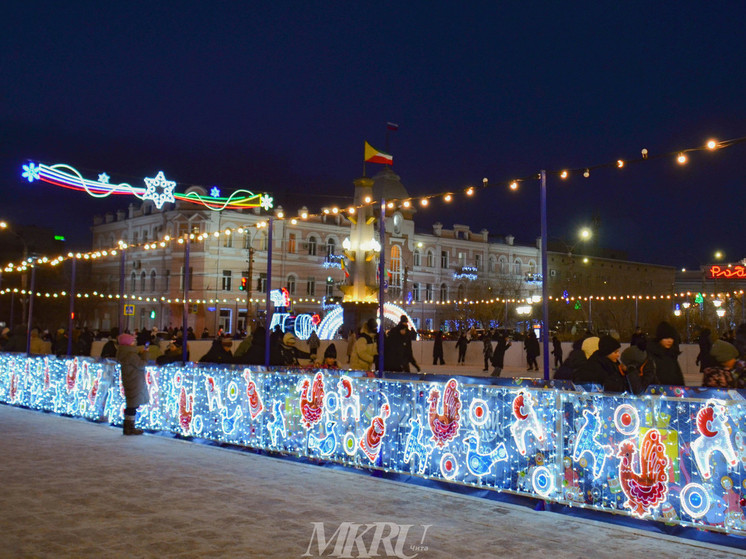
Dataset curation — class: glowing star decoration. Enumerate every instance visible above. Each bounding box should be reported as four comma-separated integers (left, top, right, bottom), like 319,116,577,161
463,432,508,477
266,400,287,446
427,378,462,448
308,420,338,456
98,172,110,184
220,405,243,434
337,376,361,422
403,418,435,474
573,409,614,479
359,400,391,462
243,370,264,419
143,171,176,209
260,194,274,211
617,429,670,518
210,186,221,198
22,162,41,182
205,375,223,411
509,391,546,456
298,372,325,429
691,400,739,479
680,483,711,519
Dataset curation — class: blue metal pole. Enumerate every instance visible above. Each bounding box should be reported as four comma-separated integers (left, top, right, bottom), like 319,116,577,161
67,257,76,356
264,217,274,367
182,236,190,363
119,250,125,334
540,170,550,380
378,199,386,377
25,264,36,356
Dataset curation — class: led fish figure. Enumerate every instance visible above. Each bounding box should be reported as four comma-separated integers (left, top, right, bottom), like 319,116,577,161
66,358,78,393
428,378,462,448
617,428,670,518
299,372,325,429
360,402,391,462
691,400,738,479
205,375,223,411
509,391,546,456
403,418,435,474
309,421,338,456
220,405,243,435
573,409,614,479
244,370,264,419
338,376,360,422
463,433,508,477
267,400,287,446
179,387,194,435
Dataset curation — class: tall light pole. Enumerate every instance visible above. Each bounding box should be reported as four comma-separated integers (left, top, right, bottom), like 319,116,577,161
0,221,30,326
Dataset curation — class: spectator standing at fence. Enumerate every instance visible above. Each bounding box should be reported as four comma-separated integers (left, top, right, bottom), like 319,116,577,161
455,332,469,365
524,330,540,371
433,331,445,365
702,339,738,388
648,321,685,386
696,328,715,372
490,332,511,377
482,332,493,372
630,326,647,351
307,329,320,361
116,333,148,436
350,318,378,375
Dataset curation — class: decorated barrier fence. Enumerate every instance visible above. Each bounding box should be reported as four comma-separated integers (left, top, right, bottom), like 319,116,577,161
1,353,745,537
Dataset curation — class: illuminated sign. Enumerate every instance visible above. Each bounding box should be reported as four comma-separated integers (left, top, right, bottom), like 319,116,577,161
22,161,273,212
709,265,746,279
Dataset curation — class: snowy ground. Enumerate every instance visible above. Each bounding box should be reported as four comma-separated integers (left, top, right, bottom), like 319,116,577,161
1,404,743,558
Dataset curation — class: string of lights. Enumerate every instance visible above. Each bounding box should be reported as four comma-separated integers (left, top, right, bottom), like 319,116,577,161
7,134,746,274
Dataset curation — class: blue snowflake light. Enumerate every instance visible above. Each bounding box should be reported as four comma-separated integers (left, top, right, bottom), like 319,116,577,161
260,194,274,211
98,172,110,184
21,162,41,183
210,186,221,198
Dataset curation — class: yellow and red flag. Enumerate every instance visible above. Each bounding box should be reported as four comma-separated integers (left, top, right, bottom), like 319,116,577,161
364,141,393,165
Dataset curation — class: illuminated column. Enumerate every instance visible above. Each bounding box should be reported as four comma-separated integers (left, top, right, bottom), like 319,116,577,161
340,177,379,303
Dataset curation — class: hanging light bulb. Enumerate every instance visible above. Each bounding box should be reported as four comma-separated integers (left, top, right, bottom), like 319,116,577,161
560,170,568,179
706,139,718,150
583,169,590,178
617,160,624,168
677,153,687,164
420,198,429,206
509,181,518,190
641,148,648,159
466,187,474,196
444,194,452,202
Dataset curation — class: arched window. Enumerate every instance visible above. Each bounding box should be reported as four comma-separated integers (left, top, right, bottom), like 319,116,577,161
489,255,497,273
413,249,421,267
150,271,157,291
287,275,296,295
499,256,508,274
308,236,317,256
140,271,146,292
390,245,402,296
257,232,268,251
457,283,465,300
427,250,435,268
130,272,137,292
439,283,448,302
223,232,233,248
243,231,251,250
528,260,537,274
514,259,522,275
326,237,336,256
132,232,138,245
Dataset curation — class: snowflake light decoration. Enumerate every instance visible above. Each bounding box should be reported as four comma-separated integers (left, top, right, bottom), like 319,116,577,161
22,163,41,183
260,194,274,211
210,186,221,198
98,172,110,184
143,171,176,209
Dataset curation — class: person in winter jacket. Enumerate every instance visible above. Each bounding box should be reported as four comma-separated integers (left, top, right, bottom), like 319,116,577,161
648,321,685,386
617,345,657,394
490,332,511,377
350,318,378,374
455,332,469,365
554,337,588,380
116,333,149,435
199,336,234,364
702,339,738,388
524,331,540,371
432,331,445,365
482,332,493,372
551,336,563,368
696,328,715,372
574,335,621,387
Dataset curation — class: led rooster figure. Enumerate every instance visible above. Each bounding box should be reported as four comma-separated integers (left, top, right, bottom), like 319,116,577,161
428,378,462,448
243,370,264,419
299,372,325,429
617,429,670,517
179,386,194,435
509,391,546,456
360,401,391,462
691,400,738,479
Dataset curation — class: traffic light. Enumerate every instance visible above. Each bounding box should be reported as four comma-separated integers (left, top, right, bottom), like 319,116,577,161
240,277,248,291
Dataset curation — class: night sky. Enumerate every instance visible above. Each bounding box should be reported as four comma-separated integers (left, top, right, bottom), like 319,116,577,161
2,2,745,270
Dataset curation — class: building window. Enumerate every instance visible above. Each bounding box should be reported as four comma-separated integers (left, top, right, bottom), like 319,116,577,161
441,250,449,269
150,271,156,291
307,277,316,296
223,232,233,248
165,270,170,291
287,275,296,295
325,279,334,297
439,283,448,301
427,250,435,268
326,238,336,256
489,256,497,273
413,249,421,267
222,270,232,291
288,233,296,253
258,232,268,251
131,272,137,292
308,236,317,256
457,284,465,300
258,273,267,293
499,257,508,274
458,252,466,267
412,282,420,302
140,271,146,292
243,231,251,250
390,245,402,296
426,283,433,301
475,254,482,270
514,259,522,275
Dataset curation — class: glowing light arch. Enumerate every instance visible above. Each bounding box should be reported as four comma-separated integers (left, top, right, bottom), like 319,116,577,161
315,303,419,340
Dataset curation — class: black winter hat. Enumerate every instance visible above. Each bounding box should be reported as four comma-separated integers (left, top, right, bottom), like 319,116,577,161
710,339,738,364
620,345,646,367
598,335,621,356
655,321,678,341
324,343,337,359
